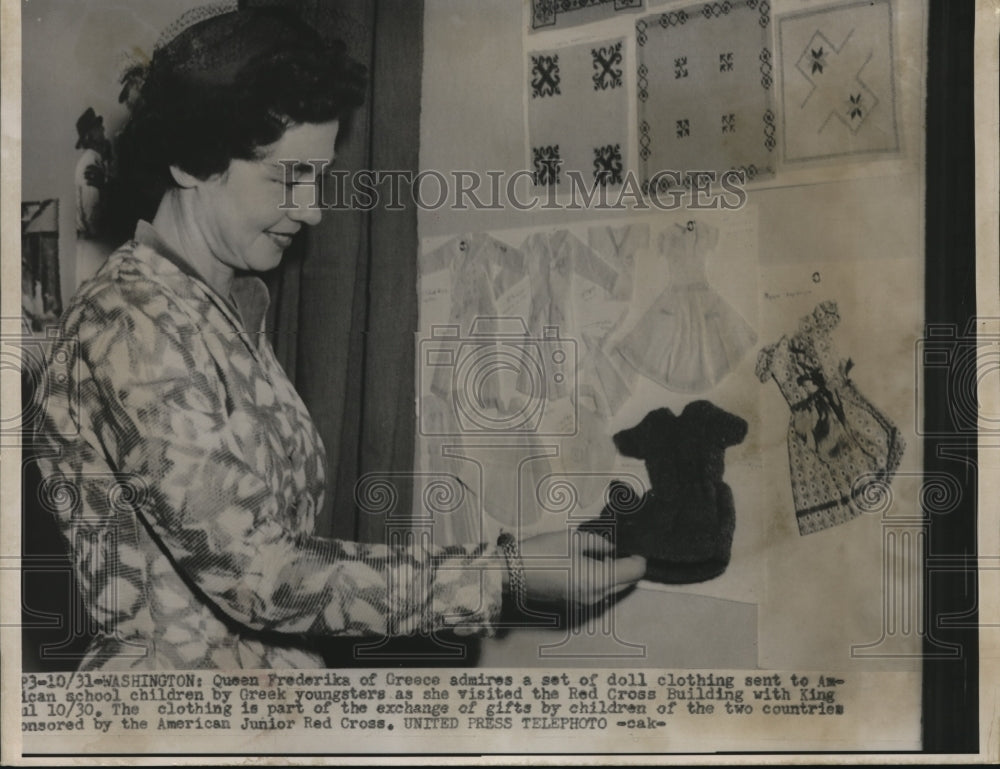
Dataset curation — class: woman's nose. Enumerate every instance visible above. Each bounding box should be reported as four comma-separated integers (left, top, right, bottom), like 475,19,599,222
287,201,324,227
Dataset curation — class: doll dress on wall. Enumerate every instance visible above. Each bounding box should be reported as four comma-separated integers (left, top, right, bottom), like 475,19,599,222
421,233,527,409
616,221,757,392
756,301,906,535
519,230,618,402
588,223,649,303
577,223,650,416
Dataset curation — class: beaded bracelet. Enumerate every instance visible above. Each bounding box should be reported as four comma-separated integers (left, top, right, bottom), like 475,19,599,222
497,531,527,608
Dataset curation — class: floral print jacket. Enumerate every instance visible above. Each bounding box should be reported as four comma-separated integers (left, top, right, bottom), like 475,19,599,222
35,222,503,670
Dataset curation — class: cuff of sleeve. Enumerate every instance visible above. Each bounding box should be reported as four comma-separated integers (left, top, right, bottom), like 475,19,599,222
497,531,526,609
436,543,506,637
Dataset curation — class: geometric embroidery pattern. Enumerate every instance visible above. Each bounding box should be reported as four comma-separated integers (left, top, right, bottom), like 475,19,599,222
764,108,777,149
593,143,624,185
531,54,561,98
759,47,773,88
592,41,624,90
778,0,900,162
528,36,629,188
531,0,645,33
533,145,562,186
639,120,652,160
636,0,775,192
638,64,650,100
796,30,877,133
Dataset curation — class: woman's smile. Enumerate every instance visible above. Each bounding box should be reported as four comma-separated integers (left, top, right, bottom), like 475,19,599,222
265,228,298,250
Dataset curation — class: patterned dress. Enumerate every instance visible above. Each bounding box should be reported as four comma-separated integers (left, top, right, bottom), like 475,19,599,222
35,222,503,670
756,301,906,535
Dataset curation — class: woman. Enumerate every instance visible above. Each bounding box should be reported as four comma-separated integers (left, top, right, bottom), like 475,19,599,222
36,6,644,670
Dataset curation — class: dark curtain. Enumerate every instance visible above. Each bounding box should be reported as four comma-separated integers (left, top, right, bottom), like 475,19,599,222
250,0,423,542
923,0,977,753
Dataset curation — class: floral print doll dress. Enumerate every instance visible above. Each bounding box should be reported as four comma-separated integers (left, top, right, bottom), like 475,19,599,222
756,301,906,535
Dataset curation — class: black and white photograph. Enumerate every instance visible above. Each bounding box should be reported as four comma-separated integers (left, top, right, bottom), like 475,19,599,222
1,0,995,763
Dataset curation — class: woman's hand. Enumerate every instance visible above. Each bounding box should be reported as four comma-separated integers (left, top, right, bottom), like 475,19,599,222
517,529,646,608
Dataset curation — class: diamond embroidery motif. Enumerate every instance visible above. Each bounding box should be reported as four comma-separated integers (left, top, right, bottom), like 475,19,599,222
639,119,652,160
794,30,879,134
809,46,828,74
847,93,865,122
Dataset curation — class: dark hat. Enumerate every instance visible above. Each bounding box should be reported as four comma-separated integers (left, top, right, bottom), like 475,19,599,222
151,5,329,88
75,107,103,149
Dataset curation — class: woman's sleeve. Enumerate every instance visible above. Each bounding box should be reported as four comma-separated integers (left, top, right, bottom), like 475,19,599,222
76,285,504,639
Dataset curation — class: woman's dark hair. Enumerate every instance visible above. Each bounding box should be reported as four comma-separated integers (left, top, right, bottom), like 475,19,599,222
114,7,367,225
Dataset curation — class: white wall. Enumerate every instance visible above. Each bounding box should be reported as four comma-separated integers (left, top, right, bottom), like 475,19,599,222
21,0,207,299
419,0,928,672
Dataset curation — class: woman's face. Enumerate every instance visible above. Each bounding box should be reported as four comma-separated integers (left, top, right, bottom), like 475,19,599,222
193,120,340,274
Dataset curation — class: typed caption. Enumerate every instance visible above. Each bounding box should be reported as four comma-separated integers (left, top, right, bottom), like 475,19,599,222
21,668,851,738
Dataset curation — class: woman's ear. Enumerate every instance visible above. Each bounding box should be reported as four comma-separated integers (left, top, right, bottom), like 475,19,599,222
168,165,204,189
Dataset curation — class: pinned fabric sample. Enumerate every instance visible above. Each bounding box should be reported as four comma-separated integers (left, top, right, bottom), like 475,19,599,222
588,223,650,303
778,0,899,163
616,220,757,393
520,230,617,402
529,37,630,189
419,395,558,532
418,393,480,541
420,233,527,407
529,0,645,33
578,223,651,415
636,0,776,192
580,400,748,584
756,301,906,535
579,328,635,417
553,404,622,511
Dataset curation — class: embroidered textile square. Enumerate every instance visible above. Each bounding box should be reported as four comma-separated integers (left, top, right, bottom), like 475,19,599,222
636,0,776,191
778,0,899,163
529,37,629,189
530,0,645,33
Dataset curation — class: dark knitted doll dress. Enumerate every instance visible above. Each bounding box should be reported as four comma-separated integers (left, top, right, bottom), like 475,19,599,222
582,400,748,584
